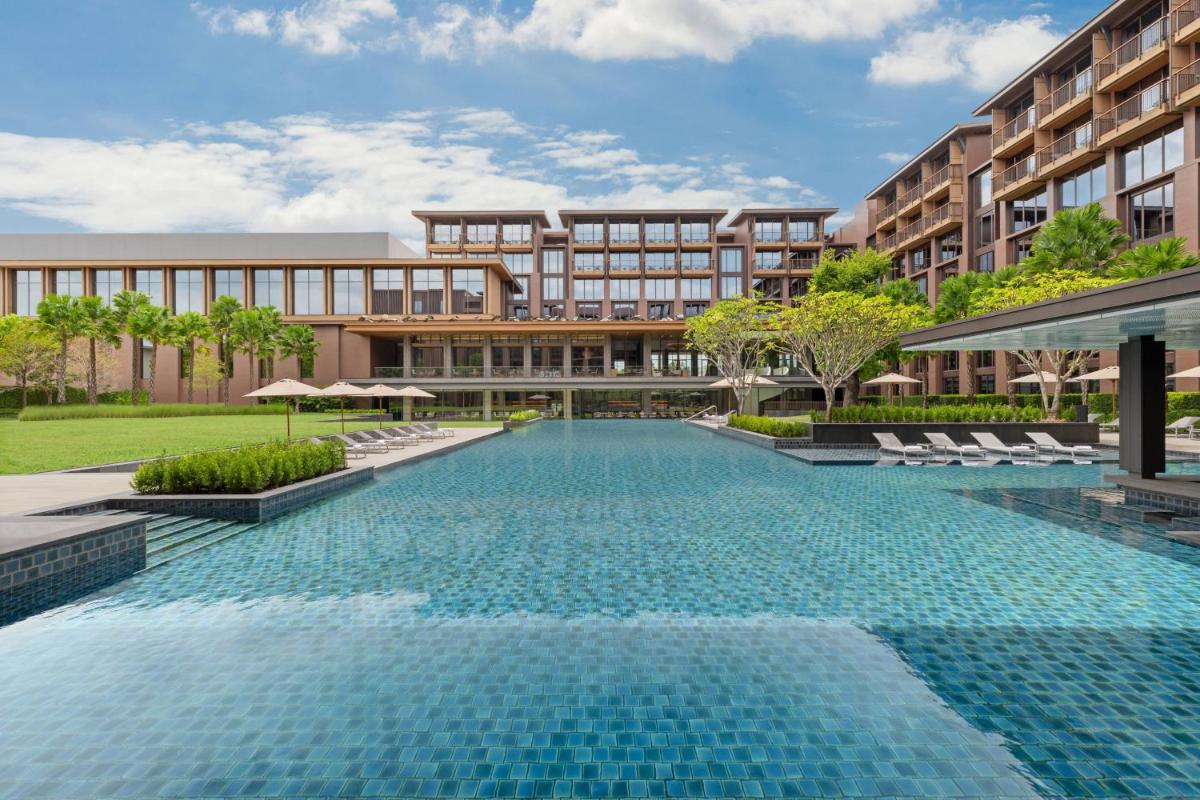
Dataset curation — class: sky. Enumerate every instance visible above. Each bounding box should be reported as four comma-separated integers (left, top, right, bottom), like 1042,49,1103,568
0,0,1103,250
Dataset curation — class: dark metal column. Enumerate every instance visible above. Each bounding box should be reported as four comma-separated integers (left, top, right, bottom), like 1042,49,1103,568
1119,335,1166,479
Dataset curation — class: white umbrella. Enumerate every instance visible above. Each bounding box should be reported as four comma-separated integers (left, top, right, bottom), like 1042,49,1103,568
1008,371,1059,385
864,372,921,405
1071,366,1120,418
312,381,369,434
363,384,409,429
708,375,778,388
394,386,436,398
1170,365,1200,379
244,378,318,438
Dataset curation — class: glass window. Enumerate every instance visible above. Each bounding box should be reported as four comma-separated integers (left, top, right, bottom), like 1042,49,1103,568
253,269,284,309
542,250,564,274
648,302,674,320
938,232,962,264
976,252,995,273
645,221,674,243
610,222,638,243
789,277,809,298
574,252,604,271
680,221,710,243
503,252,533,274
452,269,485,313
212,269,244,303
294,269,325,315
575,222,604,244
752,277,783,300
14,270,41,316
975,214,995,248
684,302,708,317
720,275,743,298
509,276,529,300
1059,161,1107,209
1011,190,1048,232
645,252,675,272
432,223,459,244
788,220,816,242
609,252,639,271
135,269,164,305
502,223,531,243
54,269,83,298
412,268,444,314
754,251,783,268
681,278,711,300
372,269,405,314
1130,181,1175,241
645,279,675,300
332,268,364,315
680,251,710,269
612,302,636,320
720,248,743,273
610,279,639,300
973,170,993,209
94,269,122,306
1014,237,1035,263
542,302,565,318
576,303,601,320
542,277,563,300
466,223,496,244
573,279,603,300
1123,125,1183,187
754,221,783,242
174,269,204,313
911,247,929,269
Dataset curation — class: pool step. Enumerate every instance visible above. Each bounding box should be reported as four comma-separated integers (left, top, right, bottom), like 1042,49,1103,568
75,510,257,569
1169,515,1200,532
1107,504,1178,524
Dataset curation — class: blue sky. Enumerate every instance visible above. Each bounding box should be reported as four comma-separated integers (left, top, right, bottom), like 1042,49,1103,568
0,0,1101,249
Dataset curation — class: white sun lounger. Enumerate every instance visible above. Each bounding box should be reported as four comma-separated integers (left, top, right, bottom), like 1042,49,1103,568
873,432,932,463
337,433,387,455
1026,432,1101,463
1099,417,1119,432
413,422,453,438
924,432,988,462
971,432,1038,463
1166,416,1200,437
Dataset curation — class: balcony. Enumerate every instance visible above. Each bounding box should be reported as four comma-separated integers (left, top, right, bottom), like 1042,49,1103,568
607,236,641,250
1096,17,1169,93
1036,123,1097,179
680,233,714,249
411,366,444,378
922,164,961,202
1176,0,1200,44
1174,57,1200,109
992,155,1041,202
1096,79,1177,147
571,366,605,378
1037,69,1093,130
897,218,926,249
374,366,405,378
877,231,899,253
451,366,485,378
896,184,923,216
877,197,899,226
920,203,963,240
992,107,1036,158
491,366,525,378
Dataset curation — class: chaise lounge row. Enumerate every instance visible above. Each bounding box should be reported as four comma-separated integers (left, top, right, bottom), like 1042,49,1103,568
322,423,454,458
874,431,1102,465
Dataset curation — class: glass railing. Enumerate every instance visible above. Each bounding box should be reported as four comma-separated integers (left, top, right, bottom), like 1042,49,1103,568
410,366,443,378
374,367,405,378
1040,68,1092,120
451,366,484,378
491,366,525,378
610,366,644,377
993,107,1036,150
1037,124,1093,169
532,367,564,378
997,155,1037,191
1097,79,1171,139
571,366,605,377
1098,17,1167,82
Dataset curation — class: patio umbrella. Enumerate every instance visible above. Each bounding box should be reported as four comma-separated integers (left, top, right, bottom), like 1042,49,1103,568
243,378,318,439
863,372,920,406
363,384,409,429
1008,371,1059,384
1071,366,1120,416
1169,365,1200,379
312,381,369,434
528,393,551,400
708,375,778,388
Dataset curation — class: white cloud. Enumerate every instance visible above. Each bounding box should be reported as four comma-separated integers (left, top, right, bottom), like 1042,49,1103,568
0,110,827,247
193,0,399,55
191,3,273,37
879,151,913,165
869,15,1062,92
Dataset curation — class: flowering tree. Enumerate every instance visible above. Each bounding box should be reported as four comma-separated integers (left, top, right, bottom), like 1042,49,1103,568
684,295,779,414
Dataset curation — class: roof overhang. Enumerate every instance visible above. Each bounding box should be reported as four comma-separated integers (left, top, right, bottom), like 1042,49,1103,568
557,209,728,221
726,208,839,228
865,123,992,199
901,267,1200,352
412,210,553,227
345,320,689,336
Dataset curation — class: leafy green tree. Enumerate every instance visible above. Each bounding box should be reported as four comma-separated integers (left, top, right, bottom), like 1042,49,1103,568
170,311,212,404
278,324,320,380
1109,237,1200,281
231,306,284,391
684,295,780,414
126,305,171,405
208,295,242,404
810,247,892,295
78,296,122,406
0,315,56,407
933,272,993,401
112,290,151,404
1021,203,1129,276
36,294,87,404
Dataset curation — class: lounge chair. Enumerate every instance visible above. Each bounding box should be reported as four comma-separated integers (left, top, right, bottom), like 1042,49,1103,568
872,432,932,463
924,432,988,462
336,433,387,455
1087,413,1102,424
360,429,417,448
970,432,1037,463
1100,417,1119,432
1026,432,1101,463
312,436,364,459
382,426,428,444
1166,416,1200,437
412,422,453,438
396,425,437,440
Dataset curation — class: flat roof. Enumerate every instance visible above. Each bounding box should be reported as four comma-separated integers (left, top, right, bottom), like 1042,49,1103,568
557,209,728,220
726,208,839,227
901,267,1200,352
866,123,992,198
0,233,417,261
412,210,553,226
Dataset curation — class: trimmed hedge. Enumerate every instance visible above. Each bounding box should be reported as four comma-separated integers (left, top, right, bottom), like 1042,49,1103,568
814,405,1044,424
19,403,286,421
131,439,346,495
728,414,810,438
508,409,541,422
0,387,142,409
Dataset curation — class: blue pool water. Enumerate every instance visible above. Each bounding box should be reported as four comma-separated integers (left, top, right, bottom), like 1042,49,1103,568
3,420,1200,799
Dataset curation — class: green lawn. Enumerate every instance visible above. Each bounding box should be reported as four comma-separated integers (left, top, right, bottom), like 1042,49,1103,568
0,415,500,474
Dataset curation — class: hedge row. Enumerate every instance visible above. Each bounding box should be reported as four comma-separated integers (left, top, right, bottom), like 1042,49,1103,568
814,405,1045,424
131,439,346,495
728,414,810,438
0,387,144,409
19,403,286,421
508,410,541,422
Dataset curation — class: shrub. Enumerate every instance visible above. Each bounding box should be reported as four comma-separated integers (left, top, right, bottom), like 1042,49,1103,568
131,439,346,495
728,414,810,438
19,403,286,421
508,409,541,422
812,404,1044,424
297,395,344,413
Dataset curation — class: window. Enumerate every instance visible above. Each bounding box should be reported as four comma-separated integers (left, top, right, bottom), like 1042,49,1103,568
972,170,993,209
648,302,674,320
976,252,995,273
294,269,325,315
789,277,809,298
720,275,743,298
610,279,639,300
684,302,708,317
466,223,496,244
680,221,710,243
511,305,530,320
752,277,783,300
943,377,960,395
94,270,122,306
332,269,365,314
975,213,995,249
503,252,533,273
502,223,531,243
945,352,959,371
979,351,995,368
254,269,284,309
451,269,484,313
432,223,459,244
645,252,675,272
542,277,563,300
212,269,243,303
938,233,962,264
372,269,405,314
609,252,639,271
1011,190,1047,232
575,222,604,244
411,269,444,314
467,252,494,259
1060,161,1107,208
14,270,41,316
573,279,603,300
681,279,710,300
754,221,783,242
788,220,816,242
574,252,604,272
910,247,928,269
978,375,996,394
612,302,636,320
680,251,710,269
510,276,529,299
542,249,564,274
645,221,674,243
576,303,601,320
1130,182,1175,241
174,269,204,313
542,302,565,318
720,248,743,273
135,269,164,305
1123,125,1183,187
1015,237,1035,263
915,275,928,297
645,279,674,300
610,222,638,243
754,251,782,269
54,269,83,298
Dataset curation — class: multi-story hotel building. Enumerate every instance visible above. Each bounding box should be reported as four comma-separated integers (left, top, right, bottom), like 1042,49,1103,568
840,0,1200,396
0,208,839,417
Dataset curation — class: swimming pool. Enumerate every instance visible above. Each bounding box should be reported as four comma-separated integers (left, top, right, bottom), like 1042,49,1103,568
2,420,1200,798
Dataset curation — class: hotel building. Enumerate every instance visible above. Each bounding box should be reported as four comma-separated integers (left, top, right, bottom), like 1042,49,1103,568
0,208,840,417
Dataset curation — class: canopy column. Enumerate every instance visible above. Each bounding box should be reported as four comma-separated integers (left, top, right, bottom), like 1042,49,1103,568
1119,335,1166,479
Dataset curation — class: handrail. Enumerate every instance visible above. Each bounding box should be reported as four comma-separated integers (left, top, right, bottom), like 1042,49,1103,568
684,405,718,423
897,184,923,209
1040,68,1092,120
1097,17,1168,82
921,202,962,230
1096,79,1171,138
1037,123,1093,169
997,154,1037,191
1175,1,1200,35
1173,56,1200,97
993,107,1036,150
923,163,959,194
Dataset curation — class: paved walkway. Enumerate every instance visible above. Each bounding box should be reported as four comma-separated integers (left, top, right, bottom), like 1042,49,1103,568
0,426,504,515
1099,432,1200,456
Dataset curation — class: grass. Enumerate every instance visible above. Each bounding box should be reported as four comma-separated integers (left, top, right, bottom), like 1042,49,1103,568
0,414,500,474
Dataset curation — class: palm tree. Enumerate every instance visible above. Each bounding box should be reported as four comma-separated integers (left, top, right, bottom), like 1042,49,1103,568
255,307,284,383
36,294,86,404
1021,203,1129,275
208,295,242,404
1109,237,1200,281
126,305,171,405
231,307,282,391
78,296,122,406
170,311,212,404
277,324,320,379
934,272,988,401
880,279,932,405
112,290,151,404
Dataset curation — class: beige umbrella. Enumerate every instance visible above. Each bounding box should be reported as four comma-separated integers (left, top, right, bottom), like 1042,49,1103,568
1071,366,1120,416
244,378,318,438
1008,371,1059,384
1170,365,1200,380
393,385,437,424
864,372,921,406
363,384,409,429
708,375,778,388
312,381,370,434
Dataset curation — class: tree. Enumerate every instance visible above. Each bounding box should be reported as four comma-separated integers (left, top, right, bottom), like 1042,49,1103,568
934,272,991,401
0,316,56,407
36,294,87,404
208,295,242,404
1109,237,1200,281
880,280,933,405
1021,203,1129,276
78,296,122,406
126,305,171,405
776,292,923,417
810,247,892,295
112,290,151,404
684,296,780,415
170,311,212,404
230,306,283,391
278,324,320,380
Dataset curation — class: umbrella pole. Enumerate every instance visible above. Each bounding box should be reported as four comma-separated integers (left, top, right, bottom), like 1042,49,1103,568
379,397,384,430
340,397,346,435
286,400,292,439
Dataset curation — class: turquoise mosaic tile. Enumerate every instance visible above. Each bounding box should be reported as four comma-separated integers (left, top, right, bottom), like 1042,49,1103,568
2,420,1200,798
